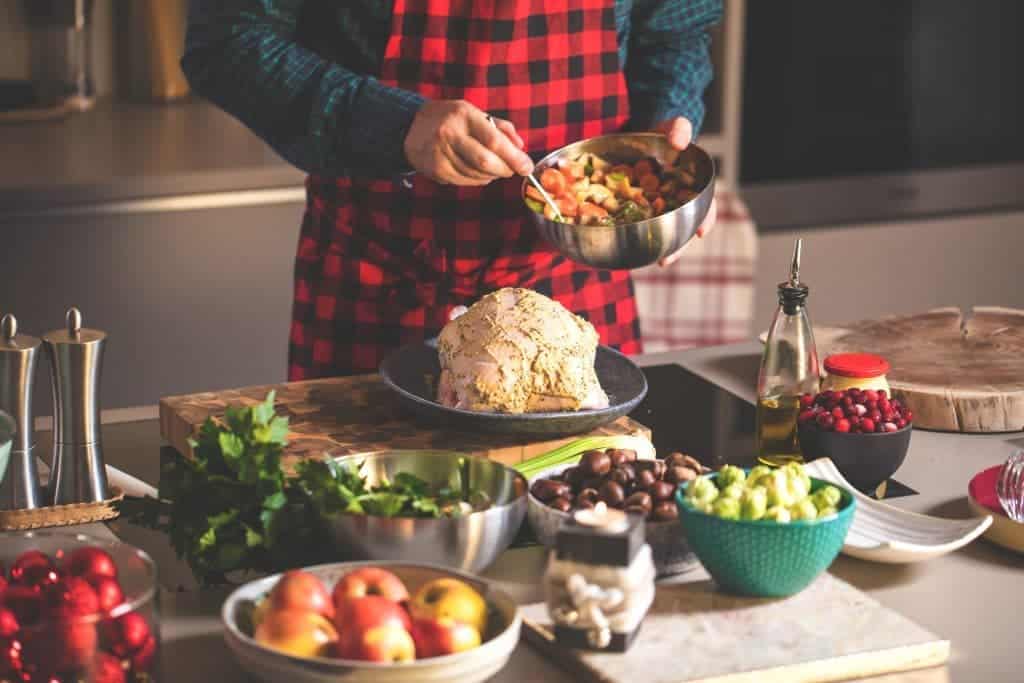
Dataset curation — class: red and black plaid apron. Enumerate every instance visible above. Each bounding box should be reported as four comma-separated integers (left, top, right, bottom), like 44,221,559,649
289,0,642,380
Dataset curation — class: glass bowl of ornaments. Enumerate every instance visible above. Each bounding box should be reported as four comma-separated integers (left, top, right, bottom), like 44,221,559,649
0,531,158,683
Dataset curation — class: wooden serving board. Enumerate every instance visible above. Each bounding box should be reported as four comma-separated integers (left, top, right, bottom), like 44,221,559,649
521,573,949,683
815,306,1024,433
159,374,651,471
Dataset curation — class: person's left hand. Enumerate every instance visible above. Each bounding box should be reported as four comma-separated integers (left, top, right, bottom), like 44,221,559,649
653,117,717,267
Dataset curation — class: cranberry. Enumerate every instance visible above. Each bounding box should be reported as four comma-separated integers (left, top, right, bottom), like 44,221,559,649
853,404,867,416
877,390,887,399
864,398,878,411
896,418,908,429
863,389,879,402
834,418,851,433
830,406,845,420
860,418,876,433
891,398,902,411
881,409,896,422
821,414,836,430
904,409,914,422
868,409,883,423
797,409,816,424
883,422,899,432
878,398,891,412
841,396,854,409
799,393,814,408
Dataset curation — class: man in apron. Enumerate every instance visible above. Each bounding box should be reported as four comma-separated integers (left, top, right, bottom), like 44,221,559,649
182,1,722,380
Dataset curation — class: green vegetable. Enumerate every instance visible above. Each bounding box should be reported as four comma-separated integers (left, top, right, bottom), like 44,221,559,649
119,392,481,585
747,465,773,487
525,198,544,214
616,200,650,223
720,482,745,501
810,485,842,511
711,497,741,520
686,476,719,505
514,435,656,480
761,470,798,508
717,465,746,489
788,498,819,521
740,486,768,520
764,505,792,523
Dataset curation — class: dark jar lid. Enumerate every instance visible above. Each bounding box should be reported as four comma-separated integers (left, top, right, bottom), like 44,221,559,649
824,353,891,378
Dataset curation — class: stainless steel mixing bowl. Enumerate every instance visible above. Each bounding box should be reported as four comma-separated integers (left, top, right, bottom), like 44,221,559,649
323,450,527,574
524,132,716,270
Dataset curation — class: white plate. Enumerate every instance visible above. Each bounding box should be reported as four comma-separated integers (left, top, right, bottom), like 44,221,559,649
804,458,992,563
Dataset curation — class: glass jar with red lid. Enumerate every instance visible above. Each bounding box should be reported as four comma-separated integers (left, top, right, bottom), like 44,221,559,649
821,353,891,393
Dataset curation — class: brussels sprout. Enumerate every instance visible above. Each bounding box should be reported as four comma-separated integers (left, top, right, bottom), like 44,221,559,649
720,482,745,501
811,485,842,511
686,476,719,505
692,499,714,515
717,465,746,490
746,465,773,488
761,470,798,508
788,499,819,521
764,505,792,523
740,486,768,520
816,506,839,519
712,497,741,520
783,462,812,496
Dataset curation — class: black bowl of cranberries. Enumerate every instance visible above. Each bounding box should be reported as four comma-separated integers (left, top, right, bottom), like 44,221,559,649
797,388,913,493
526,448,708,576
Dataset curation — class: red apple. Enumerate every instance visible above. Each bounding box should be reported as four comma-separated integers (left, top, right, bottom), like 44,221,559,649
9,551,59,589
0,608,18,638
410,616,481,658
42,576,100,618
334,594,411,635
254,609,337,659
90,576,125,614
269,570,335,620
93,651,126,683
64,547,118,583
101,611,150,657
130,634,158,673
332,568,409,611
2,585,41,626
408,578,487,636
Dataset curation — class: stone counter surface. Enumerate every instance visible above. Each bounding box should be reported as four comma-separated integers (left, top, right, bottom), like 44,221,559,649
64,343,1022,682
0,98,303,214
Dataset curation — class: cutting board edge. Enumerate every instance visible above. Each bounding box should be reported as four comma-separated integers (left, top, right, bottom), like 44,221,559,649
522,617,949,683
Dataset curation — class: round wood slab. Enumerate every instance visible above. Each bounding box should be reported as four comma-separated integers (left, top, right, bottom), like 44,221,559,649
821,307,1024,433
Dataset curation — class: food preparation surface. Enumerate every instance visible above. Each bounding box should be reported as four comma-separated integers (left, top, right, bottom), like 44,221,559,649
521,573,947,683
159,373,650,470
814,307,1024,433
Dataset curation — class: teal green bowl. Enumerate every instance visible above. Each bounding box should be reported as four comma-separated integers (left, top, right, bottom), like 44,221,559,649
675,473,855,597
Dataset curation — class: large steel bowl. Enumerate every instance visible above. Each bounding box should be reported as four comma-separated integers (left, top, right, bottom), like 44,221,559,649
323,450,527,574
524,132,716,270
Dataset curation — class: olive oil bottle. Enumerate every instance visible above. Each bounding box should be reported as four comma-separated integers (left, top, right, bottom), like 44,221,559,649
757,239,820,466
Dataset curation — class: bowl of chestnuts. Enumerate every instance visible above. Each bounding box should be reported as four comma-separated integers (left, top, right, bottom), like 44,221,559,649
526,448,709,576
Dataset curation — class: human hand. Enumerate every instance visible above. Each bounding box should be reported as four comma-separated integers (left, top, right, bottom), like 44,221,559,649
404,99,534,186
653,117,717,267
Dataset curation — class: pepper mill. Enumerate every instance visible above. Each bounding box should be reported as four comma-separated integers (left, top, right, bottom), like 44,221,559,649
43,307,109,505
0,314,43,510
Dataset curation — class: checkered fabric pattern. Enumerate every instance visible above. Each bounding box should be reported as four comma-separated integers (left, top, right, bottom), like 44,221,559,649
289,0,641,380
631,185,758,351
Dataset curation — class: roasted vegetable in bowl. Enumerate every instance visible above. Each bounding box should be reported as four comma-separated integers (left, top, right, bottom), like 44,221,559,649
524,151,703,226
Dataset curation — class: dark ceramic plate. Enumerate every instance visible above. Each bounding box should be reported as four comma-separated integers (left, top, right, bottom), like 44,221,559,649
379,342,648,437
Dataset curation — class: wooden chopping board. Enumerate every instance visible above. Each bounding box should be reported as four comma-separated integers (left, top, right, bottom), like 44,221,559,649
159,374,651,471
814,306,1024,433
521,573,949,683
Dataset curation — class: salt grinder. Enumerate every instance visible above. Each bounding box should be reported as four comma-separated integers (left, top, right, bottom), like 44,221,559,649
544,503,656,652
0,314,43,509
43,308,109,505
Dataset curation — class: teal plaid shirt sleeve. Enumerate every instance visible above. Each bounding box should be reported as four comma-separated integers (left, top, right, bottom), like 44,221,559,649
622,0,723,136
181,0,422,178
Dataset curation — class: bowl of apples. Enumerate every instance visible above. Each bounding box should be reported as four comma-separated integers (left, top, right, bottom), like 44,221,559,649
222,561,521,683
0,531,158,683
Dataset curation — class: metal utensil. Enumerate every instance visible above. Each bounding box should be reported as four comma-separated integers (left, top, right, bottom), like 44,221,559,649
996,450,1024,522
482,113,565,222
0,314,43,510
523,132,715,270
322,450,527,573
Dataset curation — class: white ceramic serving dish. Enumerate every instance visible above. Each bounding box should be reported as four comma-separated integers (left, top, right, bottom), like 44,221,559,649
221,561,521,683
804,458,992,563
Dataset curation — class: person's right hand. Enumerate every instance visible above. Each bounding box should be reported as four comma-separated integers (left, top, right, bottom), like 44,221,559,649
404,100,534,186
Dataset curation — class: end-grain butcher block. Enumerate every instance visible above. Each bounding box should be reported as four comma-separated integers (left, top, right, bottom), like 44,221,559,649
819,307,1024,433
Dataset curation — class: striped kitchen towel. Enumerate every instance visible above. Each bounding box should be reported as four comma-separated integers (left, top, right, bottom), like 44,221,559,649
632,185,757,352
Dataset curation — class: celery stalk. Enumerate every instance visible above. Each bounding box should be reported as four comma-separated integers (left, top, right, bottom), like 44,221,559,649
514,435,656,479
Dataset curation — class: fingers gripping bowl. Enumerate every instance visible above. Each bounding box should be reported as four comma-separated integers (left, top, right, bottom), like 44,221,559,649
524,133,716,269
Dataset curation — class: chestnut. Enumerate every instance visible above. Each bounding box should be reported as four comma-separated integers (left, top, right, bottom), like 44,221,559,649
608,448,637,464
598,480,626,508
577,488,600,506
548,496,573,513
649,480,676,502
682,455,705,472
531,478,569,502
652,501,679,521
563,466,587,490
636,469,657,491
624,491,652,514
576,498,596,510
652,460,667,480
665,452,688,469
610,465,635,488
581,476,606,493
579,450,612,477
624,505,648,517
665,466,697,485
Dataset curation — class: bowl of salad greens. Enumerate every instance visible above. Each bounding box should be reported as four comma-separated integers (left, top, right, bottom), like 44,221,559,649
319,450,527,574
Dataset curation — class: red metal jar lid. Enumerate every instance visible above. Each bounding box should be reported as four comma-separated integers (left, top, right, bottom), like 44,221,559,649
824,353,891,378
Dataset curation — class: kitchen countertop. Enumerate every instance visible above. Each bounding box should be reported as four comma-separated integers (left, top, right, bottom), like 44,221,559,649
68,342,1021,682
0,98,303,214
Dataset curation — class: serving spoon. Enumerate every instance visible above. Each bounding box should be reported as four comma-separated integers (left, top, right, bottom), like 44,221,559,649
485,114,565,222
